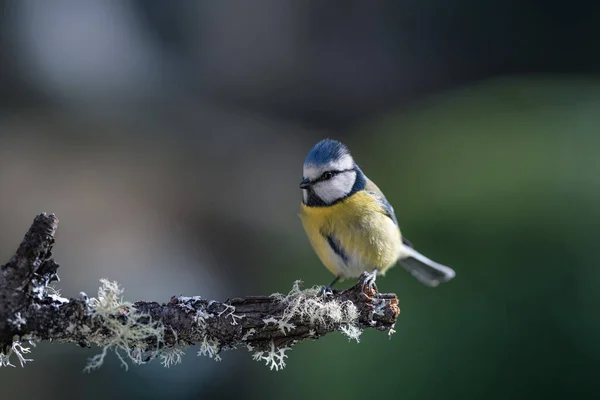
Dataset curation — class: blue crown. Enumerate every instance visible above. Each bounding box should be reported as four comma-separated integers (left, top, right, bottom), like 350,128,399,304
304,139,350,166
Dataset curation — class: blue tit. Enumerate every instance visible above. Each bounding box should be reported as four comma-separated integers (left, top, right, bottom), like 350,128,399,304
299,139,456,288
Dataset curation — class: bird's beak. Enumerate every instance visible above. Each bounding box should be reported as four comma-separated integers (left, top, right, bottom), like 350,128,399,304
299,178,311,189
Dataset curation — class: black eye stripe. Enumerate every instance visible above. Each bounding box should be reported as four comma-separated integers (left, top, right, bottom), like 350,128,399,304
314,168,354,183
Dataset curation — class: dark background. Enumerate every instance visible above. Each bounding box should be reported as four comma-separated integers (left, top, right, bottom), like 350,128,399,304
1,1,599,399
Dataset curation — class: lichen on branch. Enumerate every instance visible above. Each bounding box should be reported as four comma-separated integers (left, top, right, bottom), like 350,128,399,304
0,213,400,371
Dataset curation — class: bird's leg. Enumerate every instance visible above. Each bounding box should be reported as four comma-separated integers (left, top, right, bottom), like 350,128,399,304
328,275,341,289
320,276,340,297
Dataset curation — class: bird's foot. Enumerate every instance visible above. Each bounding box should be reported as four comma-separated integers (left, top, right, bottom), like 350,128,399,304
361,270,378,294
319,276,340,298
319,286,334,298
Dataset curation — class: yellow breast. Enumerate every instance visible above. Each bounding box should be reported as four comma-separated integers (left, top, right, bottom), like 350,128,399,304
299,191,402,279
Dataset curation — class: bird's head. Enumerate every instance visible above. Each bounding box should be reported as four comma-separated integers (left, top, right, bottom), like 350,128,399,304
300,139,364,206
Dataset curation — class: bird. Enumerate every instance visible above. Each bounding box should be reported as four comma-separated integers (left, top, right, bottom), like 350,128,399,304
299,138,456,290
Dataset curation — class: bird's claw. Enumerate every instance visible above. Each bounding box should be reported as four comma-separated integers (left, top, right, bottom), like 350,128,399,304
361,270,378,293
320,276,340,297
319,286,334,298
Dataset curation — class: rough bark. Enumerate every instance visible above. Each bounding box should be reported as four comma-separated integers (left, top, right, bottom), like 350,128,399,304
0,214,400,369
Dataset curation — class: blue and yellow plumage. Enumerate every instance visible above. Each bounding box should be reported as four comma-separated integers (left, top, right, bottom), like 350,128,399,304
299,139,455,288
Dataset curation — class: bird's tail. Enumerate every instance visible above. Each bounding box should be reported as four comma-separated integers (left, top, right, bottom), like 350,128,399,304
398,246,456,287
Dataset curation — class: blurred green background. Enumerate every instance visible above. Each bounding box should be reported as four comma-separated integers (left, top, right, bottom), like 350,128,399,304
1,1,600,399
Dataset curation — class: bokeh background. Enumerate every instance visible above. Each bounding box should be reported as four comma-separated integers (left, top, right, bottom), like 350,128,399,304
1,1,600,399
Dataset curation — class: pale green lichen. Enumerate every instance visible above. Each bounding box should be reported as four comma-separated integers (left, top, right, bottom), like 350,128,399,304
83,279,164,372
252,340,290,371
340,325,362,342
250,280,363,370
279,280,361,341
7,312,27,330
173,296,224,363
0,338,35,367
218,304,244,325
197,336,222,361
263,316,296,335
160,347,185,368
242,328,256,341
2,278,370,371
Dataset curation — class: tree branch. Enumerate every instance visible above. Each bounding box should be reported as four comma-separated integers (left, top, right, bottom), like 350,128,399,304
0,214,400,370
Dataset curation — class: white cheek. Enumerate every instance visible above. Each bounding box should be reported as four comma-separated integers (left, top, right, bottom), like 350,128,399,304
302,189,308,203
313,171,356,204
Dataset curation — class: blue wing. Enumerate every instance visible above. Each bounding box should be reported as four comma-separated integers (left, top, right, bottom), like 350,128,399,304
365,178,413,248
364,179,398,226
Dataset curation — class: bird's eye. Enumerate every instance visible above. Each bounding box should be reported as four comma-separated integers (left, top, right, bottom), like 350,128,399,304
322,172,333,180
